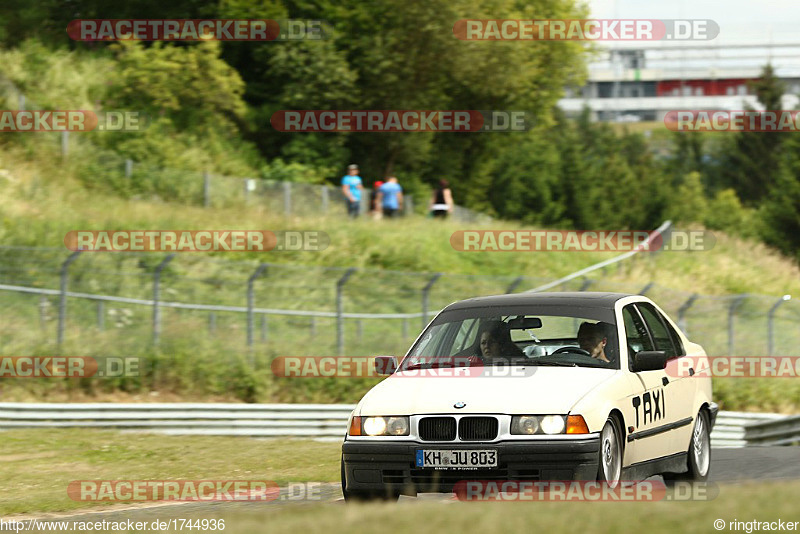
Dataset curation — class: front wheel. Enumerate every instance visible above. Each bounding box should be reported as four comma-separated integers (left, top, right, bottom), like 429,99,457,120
664,410,711,482
597,417,622,488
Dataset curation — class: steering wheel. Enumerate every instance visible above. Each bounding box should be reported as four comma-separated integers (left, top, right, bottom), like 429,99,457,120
551,346,592,357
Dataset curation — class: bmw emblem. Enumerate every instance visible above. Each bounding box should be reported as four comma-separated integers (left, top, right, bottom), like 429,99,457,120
454,402,466,409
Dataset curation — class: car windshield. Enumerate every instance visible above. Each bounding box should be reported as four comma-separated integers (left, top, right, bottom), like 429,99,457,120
401,305,620,370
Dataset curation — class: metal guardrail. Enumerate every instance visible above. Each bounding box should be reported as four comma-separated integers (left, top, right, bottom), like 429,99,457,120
711,411,786,448
527,220,672,293
0,404,791,447
0,403,354,439
744,415,800,446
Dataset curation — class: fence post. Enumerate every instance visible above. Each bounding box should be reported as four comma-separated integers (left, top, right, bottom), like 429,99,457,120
18,94,25,110
403,318,409,340
506,276,524,294
336,268,357,356
247,264,268,349
61,131,69,158
310,316,316,338
39,296,48,331
405,196,414,216
768,295,791,356
677,293,698,335
203,170,210,207
153,254,176,347
321,186,329,214
284,182,292,215
125,159,133,179
209,312,216,336
421,273,443,330
57,251,82,352
728,294,748,356
639,282,655,296
578,278,593,291
260,315,268,343
97,301,105,331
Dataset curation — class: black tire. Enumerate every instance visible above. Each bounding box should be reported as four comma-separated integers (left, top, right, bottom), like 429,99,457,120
340,456,399,502
597,417,623,488
664,410,711,482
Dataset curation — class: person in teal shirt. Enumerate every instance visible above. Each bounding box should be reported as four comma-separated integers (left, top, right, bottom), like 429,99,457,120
341,164,363,218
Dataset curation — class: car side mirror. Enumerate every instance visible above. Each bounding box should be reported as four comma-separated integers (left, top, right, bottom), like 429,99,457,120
632,351,667,372
374,356,398,375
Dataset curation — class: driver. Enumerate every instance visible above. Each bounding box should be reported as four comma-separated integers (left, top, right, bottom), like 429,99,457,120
577,322,611,363
476,320,525,364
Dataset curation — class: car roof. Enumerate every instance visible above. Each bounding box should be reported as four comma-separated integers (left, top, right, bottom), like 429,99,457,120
444,291,638,311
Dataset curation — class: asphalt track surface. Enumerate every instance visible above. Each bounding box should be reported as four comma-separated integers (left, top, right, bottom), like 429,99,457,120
13,446,800,526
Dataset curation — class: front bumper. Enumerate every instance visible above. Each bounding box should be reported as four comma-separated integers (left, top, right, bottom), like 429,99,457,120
342,436,601,495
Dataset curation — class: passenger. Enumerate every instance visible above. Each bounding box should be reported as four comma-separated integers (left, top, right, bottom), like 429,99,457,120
476,320,525,363
577,322,611,363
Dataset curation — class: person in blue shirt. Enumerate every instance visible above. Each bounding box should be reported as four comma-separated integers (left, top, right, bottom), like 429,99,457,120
377,176,403,218
341,164,363,218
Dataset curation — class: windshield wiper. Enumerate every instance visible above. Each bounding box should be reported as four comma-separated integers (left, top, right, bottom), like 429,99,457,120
401,360,459,371
525,360,578,367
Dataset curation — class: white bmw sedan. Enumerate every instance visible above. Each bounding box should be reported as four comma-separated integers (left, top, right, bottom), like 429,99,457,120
341,292,718,500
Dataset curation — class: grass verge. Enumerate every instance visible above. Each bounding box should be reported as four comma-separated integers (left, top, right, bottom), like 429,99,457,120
214,481,800,534
0,429,341,516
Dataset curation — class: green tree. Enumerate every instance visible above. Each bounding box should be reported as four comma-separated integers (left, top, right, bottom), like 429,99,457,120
717,64,786,205
704,189,755,236
665,171,708,225
760,137,800,263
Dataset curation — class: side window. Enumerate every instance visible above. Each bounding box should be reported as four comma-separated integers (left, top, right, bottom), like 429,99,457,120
622,305,654,367
450,318,479,355
667,324,685,356
637,304,677,358
637,303,682,359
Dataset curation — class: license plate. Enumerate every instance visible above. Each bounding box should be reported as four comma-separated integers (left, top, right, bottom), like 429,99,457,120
415,449,497,469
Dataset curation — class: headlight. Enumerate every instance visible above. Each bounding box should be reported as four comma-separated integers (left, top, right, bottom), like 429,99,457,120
511,415,566,435
362,416,409,436
540,415,566,435
510,415,539,435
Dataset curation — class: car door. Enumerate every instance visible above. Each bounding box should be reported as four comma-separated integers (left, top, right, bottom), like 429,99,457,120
621,304,678,464
635,302,695,454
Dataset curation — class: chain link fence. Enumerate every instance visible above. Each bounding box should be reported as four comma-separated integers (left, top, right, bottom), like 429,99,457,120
0,74,490,222
0,246,797,366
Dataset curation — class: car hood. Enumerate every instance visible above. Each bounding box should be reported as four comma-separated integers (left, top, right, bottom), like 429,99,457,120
357,366,618,415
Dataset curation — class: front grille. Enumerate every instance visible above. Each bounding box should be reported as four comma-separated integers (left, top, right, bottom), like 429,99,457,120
458,417,499,441
418,417,457,441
